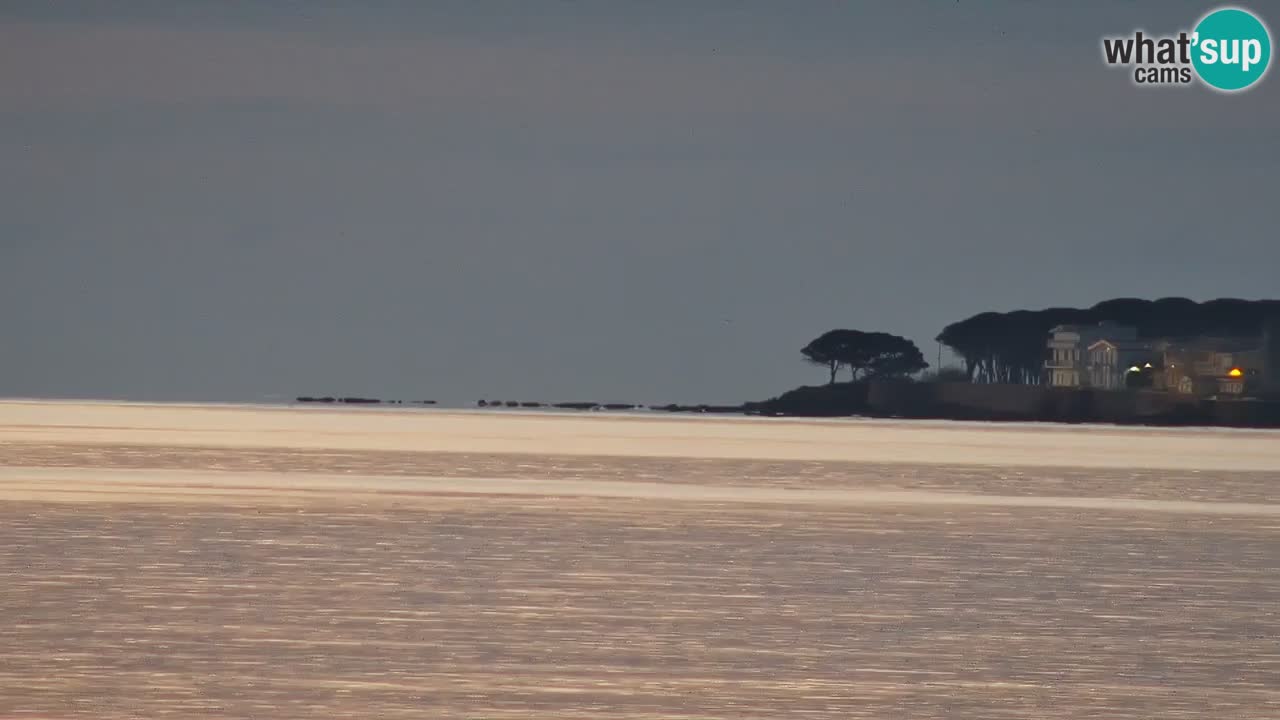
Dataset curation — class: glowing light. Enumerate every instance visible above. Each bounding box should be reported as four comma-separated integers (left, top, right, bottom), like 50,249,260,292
1127,366,1141,373
1143,362,1153,368
1228,367,1243,378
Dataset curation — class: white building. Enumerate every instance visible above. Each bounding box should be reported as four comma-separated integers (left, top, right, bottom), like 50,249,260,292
1045,323,1139,388
1086,339,1153,390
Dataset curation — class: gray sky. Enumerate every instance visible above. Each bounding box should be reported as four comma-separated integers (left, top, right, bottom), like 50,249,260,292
2,1,1277,405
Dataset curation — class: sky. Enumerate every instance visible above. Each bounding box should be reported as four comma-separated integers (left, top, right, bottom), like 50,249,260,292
2,1,1278,405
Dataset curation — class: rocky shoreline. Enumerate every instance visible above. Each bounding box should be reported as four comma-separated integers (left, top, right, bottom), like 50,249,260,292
295,396,750,414
295,397,436,406
294,381,1280,429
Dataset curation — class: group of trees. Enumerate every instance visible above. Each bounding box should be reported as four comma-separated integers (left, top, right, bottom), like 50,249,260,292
802,298,1279,387
801,329,928,384
935,297,1280,384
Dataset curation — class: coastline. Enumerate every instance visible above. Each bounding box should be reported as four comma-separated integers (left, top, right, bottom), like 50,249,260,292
10,380,1280,432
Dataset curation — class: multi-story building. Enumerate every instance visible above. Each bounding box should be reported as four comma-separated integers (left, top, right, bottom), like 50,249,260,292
1045,323,1138,388
1158,338,1264,397
1046,319,1280,398
1086,338,1154,390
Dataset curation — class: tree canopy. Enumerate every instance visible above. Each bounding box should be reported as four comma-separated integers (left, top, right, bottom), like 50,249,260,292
936,297,1280,384
802,329,928,384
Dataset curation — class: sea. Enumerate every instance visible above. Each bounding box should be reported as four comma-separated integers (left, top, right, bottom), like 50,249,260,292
1,400,1278,719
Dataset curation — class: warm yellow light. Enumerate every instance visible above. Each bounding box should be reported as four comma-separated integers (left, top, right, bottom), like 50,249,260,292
1228,367,1243,378
1127,366,1141,373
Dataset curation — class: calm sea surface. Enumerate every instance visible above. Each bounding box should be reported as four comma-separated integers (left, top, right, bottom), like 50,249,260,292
2,403,1278,718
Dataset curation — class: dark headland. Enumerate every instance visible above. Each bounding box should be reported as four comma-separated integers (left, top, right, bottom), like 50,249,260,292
296,297,1280,428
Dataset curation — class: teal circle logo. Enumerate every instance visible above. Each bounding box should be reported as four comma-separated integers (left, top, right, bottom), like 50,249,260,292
1192,7,1272,91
